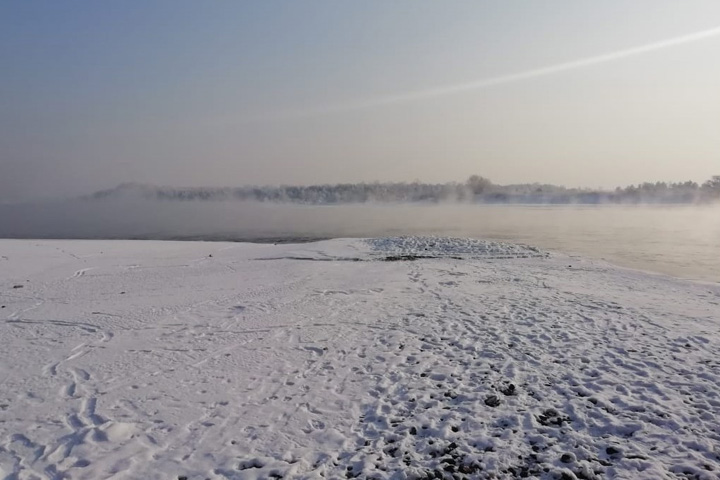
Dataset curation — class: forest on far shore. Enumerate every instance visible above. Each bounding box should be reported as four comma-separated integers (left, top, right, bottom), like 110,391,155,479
86,175,720,205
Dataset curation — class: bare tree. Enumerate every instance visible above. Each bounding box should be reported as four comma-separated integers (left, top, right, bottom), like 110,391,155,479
702,175,720,198
466,175,493,195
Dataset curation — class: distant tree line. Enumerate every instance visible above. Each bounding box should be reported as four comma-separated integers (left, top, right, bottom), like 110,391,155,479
87,175,720,205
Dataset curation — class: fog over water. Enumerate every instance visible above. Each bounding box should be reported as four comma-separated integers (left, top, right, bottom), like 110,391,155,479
3,3,719,285
1,201,718,283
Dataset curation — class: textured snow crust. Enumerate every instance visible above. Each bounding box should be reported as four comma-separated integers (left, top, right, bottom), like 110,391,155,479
0,238,719,480
366,236,547,259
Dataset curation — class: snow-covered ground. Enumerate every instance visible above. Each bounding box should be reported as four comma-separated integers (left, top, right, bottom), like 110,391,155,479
0,237,719,480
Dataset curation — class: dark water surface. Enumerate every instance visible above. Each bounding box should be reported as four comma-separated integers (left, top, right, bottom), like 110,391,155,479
1,201,719,282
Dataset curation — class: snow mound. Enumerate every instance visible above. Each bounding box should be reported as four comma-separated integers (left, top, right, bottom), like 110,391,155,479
366,236,547,259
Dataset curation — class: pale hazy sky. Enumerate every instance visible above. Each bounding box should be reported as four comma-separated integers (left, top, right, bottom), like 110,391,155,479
1,1,719,200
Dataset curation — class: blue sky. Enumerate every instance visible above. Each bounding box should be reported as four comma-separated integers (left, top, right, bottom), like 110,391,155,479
2,1,719,199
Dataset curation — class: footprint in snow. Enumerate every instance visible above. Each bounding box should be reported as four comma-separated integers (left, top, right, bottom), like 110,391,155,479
303,346,326,356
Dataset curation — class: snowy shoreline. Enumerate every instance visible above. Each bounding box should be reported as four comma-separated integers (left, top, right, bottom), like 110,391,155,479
1,237,719,479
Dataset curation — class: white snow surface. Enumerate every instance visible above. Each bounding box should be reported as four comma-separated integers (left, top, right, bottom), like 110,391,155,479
0,237,719,480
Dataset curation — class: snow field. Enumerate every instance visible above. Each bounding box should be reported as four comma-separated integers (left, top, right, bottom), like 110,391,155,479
0,238,719,479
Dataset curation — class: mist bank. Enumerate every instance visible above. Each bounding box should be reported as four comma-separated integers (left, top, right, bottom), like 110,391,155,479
85,176,720,205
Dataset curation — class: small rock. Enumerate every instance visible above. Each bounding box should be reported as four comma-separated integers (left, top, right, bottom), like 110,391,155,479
484,395,501,407
606,446,622,456
500,383,516,396
537,408,569,427
459,463,481,474
560,453,575,463
409,426,418,435
12,285,23,289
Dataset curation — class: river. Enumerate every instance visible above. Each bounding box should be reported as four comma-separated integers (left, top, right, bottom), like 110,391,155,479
1,201,719,282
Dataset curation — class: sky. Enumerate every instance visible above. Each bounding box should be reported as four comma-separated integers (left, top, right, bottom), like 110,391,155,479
1,1,719,200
